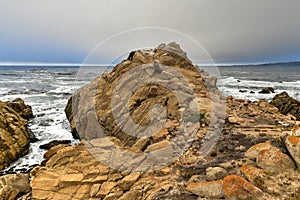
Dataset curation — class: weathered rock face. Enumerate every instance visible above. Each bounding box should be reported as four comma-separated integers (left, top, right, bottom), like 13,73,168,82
270,92,300,120
65,42,221,147
0,99,32,170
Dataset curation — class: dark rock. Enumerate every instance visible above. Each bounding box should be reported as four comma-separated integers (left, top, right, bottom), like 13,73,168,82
250,91,255,94
270,92,300,120
38,119,54,127
27,128,39,143
39,140,71,150
258,87,275,94
127,51,135,61
239,90,247,93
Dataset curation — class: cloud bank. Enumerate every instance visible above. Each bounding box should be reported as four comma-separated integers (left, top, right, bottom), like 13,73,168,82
1,0,300,64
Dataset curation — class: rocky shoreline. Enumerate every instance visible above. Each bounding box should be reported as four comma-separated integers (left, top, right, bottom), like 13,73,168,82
0,98,34,171
1,43,300,199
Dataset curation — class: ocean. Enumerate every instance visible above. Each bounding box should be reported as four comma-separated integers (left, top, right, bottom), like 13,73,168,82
0,64,299,172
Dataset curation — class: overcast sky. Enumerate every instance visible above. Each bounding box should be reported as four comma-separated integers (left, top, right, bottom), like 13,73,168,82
1,0,300,64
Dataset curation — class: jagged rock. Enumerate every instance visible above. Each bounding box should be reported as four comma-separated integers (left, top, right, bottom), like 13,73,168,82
222,175,262,199
258,87,274,94
239,89,247,93
257,146,296,173
27,128,38,143
285,136,300,168
270,92,300,120
7,98,34,120
0,173,30,200
0,99,32,170
65,42,217,146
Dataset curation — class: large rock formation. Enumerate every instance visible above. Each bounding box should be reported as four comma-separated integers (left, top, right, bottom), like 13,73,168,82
270,92,300,120
65,42,223,147
0,99,33,170
31,43,300,199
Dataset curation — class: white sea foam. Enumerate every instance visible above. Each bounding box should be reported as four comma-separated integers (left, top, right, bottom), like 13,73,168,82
218,77,300,101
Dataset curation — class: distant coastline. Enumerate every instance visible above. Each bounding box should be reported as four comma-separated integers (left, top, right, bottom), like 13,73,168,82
1,61,300,68
216,61,300,67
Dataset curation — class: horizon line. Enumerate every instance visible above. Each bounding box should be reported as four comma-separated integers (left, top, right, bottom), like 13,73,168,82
0,60,299,67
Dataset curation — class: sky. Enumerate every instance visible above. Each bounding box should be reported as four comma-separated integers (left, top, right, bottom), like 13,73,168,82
1,0,300,65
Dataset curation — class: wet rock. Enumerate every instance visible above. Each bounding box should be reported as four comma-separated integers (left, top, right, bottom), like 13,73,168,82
258,87,274,94
27,128,38,143
39,140,71,150
285,136,300,168
257,146,296,173
270,92,300,120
